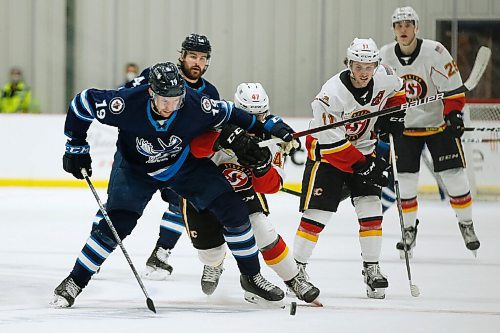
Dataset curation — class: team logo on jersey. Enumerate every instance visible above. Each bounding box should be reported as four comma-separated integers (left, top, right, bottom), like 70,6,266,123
136,136,182,163
109,97,125,114
220,163,253,191
344,109,371,141
401,74,427,101
201,96,213,113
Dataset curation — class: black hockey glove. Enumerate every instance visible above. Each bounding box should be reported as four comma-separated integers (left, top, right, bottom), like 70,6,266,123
237,142,272,177
263,115,294,142
352,155,389,187
444,110,465,138
216,124,272,177
216,124,251,153
375,110,406,142
63,139,92,179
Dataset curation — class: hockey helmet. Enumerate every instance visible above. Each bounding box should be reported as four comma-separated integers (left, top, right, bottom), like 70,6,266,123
148,62,185,97
391,6,419,30
346,38,380,64
234,83,269,115
181,33,212,58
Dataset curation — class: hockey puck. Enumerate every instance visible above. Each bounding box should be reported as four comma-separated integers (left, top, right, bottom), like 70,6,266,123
289,301,297,316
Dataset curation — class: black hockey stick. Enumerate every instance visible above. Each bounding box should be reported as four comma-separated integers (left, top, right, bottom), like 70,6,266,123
259,46,491,148
81,168,156,313
388,134,420,297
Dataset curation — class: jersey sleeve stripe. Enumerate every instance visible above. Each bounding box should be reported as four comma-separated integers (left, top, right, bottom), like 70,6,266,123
70,95,94,122
79,89,96,118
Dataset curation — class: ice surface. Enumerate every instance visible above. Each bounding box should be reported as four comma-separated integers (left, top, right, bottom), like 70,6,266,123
1,188,499,332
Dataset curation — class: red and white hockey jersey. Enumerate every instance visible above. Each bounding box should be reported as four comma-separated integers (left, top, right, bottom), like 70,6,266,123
307,66,405,173
379,38,466,135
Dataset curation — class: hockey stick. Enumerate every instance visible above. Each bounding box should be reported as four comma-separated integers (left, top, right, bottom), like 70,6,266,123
81,168,157,313
259,46,491,148
388,134,420,297
461,138,500,143
280,187,301,196
404,127,500,133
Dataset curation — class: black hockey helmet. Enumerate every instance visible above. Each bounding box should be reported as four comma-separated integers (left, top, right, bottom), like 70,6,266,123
181,33,211,58
148,62,185,97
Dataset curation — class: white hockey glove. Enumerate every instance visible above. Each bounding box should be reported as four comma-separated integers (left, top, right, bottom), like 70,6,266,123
279,138,300,155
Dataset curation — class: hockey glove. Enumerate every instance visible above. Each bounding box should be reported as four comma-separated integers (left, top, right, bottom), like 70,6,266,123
279,138,301,155
237,141,273,177
444,110,465,138
375,110,406,142
263,115,294,142
63,139,92,179
352,155,389,187
216,124,250,153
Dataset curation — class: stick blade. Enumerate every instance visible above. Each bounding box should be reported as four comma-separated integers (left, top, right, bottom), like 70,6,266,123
147,298,157,313
464,46,491,91
410,284,420,297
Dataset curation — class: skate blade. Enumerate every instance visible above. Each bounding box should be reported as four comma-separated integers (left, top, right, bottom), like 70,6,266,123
470,249,478,258
142,267,172,280
244,291,284,308
49,295,71,308
366,288,386,299
310,297,323,307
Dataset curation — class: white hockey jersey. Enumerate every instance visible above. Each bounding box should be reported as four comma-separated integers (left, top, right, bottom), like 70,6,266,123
308,65,404,170
379,38,466,133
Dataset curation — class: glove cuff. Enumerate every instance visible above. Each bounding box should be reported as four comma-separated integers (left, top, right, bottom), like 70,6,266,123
65,141,90,154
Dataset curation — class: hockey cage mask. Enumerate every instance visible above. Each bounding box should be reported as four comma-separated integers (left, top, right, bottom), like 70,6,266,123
149,62,186,114
179,33,212,74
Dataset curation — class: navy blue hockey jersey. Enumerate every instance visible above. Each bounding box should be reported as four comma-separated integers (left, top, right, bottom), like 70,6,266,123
64,84,258,181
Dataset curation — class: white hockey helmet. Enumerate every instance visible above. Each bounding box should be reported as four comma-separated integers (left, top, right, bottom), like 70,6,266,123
391,6,419,30
234,83,269,115
346,38,380,64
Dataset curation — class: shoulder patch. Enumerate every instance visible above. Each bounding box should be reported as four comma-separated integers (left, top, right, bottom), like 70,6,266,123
434,44,444,54
109,97,125,114
201,96,213,113
316,94,330,107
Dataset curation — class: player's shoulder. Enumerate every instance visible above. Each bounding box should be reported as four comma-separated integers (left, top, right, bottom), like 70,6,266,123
421,39,450,56
374,65,403,90
379,42,397,58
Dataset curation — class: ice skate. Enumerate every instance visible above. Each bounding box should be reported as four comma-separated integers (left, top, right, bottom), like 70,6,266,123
285,273,321,305
143,246,173,280
49,276,82,308
458,221,480,257
240,272,284,307
396,220,419,259
362,262,388,299
201,261,224,295
296,260,310,281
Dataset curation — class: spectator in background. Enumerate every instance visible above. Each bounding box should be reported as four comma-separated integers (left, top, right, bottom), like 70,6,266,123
0,67,32,113
123,62,139,86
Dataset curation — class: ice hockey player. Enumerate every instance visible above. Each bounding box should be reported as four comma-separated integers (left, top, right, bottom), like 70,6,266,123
293,38,406,299
181,83,319,305
136,34,221,279
50,62,294,308
379,6,480,258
